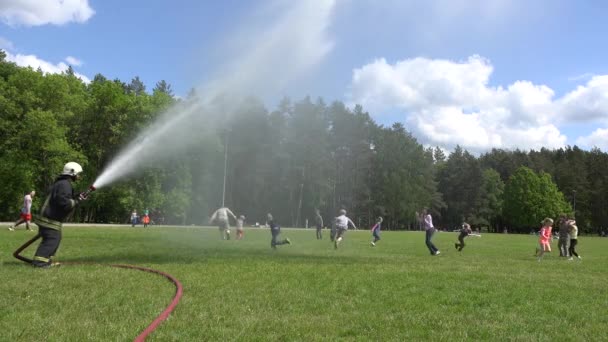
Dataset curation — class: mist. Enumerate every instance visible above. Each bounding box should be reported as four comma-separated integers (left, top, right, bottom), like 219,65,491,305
93,0,336,189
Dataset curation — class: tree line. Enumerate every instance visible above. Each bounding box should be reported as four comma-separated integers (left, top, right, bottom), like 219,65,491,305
1,51,606,234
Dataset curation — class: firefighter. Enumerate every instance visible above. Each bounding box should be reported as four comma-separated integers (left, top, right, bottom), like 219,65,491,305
31,162,87,268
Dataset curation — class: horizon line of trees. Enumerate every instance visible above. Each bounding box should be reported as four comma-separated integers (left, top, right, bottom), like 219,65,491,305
2,50,607,234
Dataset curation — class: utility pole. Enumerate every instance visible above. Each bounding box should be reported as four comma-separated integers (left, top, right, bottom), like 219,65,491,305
222,130,228,207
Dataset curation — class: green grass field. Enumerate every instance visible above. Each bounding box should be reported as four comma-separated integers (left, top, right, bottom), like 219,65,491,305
1,226,607,341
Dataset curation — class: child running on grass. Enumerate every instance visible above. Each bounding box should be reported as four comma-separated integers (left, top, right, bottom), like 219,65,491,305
236,215,245,240
267,213,291,249
334,209,356,249
8,190,35,231
454,222,473,252
536,218,554,261
370,216,382,246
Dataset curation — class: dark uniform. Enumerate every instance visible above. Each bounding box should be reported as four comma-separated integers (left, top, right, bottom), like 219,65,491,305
32,175,80,267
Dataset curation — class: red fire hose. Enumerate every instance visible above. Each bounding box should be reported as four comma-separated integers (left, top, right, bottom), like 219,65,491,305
13,235,183,341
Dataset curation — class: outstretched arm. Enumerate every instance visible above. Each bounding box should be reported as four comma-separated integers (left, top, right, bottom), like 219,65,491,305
348,218,357,230
209,210,218,224
227,208,237,221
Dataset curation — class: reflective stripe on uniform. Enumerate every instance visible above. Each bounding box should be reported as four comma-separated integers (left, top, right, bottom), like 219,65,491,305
33,215,63,231
34,256,50,262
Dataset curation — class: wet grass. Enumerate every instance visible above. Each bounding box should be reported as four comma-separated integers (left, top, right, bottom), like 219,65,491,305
1,226,607,341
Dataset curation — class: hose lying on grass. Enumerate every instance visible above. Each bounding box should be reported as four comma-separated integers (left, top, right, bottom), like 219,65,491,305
13,234,183,342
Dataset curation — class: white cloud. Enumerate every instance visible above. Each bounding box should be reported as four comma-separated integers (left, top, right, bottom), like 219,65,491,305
347,55,576,153
65,56,82,66
0,0,94,26
576,128,608,150
5,51,90,83
558,75,608,123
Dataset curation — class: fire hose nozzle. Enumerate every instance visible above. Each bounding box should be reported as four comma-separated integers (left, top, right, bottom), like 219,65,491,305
80,185,97,200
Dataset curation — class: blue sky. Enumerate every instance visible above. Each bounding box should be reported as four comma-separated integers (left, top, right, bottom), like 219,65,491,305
2,0,608,153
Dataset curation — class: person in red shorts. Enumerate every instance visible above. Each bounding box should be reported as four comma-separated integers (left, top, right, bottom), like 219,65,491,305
8,190,35,231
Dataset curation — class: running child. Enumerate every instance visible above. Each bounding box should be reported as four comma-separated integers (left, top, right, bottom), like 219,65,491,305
536,218,554,261
8,190,35,231
334,209,356,249
370,216,382,246
267,213,291,249
236,215,245,240
454,222,473,251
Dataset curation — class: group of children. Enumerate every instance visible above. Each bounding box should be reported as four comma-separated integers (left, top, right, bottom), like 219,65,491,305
130,209,151,227
535,215,581,261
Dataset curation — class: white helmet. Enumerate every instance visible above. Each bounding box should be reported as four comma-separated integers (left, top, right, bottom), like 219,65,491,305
62,162,83,176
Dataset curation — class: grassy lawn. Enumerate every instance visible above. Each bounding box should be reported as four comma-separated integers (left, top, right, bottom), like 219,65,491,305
1,226,607,341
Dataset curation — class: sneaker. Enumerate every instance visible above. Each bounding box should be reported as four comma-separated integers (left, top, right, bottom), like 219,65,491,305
285,238,291,245
568,257,573,261
371,241,375,246
577,256,582,260
435,251,441,255
8,226,14,231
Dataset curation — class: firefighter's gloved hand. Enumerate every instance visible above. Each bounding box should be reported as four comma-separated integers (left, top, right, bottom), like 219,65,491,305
78,192,89,201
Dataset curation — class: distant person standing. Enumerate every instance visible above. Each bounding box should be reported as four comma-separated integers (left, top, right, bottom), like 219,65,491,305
314,209,324,240
568,219,581,261
557,214,570,257
8,191,36,231
209,207,237,240
334,209,356,249
130,209,138,227
420,208,440,255
454,222,473,252
370,216,382,246
536,218,554,261
142,208,150,228
266,213,290,249
236,215,245,240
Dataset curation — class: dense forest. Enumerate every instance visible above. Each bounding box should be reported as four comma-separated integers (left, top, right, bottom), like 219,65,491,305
2,50,607,234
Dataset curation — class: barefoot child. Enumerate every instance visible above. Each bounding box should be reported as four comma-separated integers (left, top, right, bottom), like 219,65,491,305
8,191,35,231
236,215,245,240
536,218,553,261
